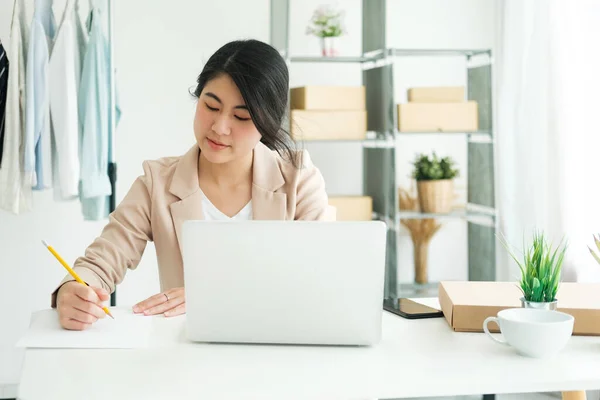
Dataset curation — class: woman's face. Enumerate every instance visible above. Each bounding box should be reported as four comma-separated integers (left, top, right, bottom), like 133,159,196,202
194,73,262,164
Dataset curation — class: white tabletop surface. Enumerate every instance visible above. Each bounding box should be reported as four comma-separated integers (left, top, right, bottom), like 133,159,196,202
18,300,600,400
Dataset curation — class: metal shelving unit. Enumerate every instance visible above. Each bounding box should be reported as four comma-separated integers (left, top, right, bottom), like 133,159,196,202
270,0,497,300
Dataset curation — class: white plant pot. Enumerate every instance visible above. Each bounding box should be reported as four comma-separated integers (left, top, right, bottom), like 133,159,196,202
520,297,558,311
320,36,339,57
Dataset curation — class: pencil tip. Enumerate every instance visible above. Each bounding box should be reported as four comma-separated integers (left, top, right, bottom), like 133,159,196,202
41,240,48,247
107,311,114,319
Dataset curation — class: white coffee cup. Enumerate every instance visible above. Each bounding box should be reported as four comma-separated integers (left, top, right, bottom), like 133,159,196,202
483,308,574,358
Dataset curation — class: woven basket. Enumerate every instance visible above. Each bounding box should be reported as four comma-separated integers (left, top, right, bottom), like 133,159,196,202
416,179,454,213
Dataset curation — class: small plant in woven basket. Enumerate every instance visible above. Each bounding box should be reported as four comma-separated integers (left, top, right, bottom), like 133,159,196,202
499,230,568,308
411,152,459,213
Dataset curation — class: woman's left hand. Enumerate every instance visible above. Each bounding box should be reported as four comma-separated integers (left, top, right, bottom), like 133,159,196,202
132,287,186,317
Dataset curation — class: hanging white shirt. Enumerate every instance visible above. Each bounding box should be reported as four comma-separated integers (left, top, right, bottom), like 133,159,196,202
48,0,87,200
199,189,253,221
0,0,33,214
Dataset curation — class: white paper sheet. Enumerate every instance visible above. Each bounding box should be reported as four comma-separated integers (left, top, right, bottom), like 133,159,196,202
16,307,153,349
408,297,441,311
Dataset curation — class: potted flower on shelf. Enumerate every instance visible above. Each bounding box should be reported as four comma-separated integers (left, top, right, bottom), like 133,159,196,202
411,152,459,214
500,231,568,310
305,3,346,57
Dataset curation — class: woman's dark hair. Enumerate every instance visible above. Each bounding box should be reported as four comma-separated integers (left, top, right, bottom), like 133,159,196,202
193,39,300,167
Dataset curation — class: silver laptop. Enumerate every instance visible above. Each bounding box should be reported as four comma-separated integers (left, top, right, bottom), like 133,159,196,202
181,220,387,346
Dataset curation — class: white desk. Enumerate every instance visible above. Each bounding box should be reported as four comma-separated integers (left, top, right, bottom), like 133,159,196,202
18,305,600,400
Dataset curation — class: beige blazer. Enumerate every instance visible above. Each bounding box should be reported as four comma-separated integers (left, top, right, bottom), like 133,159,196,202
51,142,334,306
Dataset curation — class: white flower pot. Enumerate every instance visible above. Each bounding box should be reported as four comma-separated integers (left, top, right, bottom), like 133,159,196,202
320,36,339,57
520,297,558,311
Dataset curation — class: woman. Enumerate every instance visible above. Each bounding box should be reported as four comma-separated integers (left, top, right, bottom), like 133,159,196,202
53,39,333,331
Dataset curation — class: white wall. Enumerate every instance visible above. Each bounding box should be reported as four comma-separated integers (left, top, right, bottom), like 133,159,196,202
0,0,496,389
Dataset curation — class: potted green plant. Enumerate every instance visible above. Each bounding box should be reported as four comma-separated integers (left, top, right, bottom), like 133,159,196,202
411,152,459,213
499,231,568,310
305,3,346,56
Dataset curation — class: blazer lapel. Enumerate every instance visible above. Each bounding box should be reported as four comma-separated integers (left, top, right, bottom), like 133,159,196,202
170,191,204,254
252,185,287,220
251,142,287,220
169,145,204,254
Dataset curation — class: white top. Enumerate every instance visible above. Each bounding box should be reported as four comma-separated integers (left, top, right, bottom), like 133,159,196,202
48,0,87,199
200,188,252,220
18,299,600,400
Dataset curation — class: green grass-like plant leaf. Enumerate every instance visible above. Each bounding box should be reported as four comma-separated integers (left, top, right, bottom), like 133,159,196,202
588,234,600,266
498,230,568,303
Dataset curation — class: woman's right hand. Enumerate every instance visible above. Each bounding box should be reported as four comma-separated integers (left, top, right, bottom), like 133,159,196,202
56,281,110,330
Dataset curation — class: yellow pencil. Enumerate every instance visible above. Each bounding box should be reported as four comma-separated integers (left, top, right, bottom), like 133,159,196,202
42,240,114,319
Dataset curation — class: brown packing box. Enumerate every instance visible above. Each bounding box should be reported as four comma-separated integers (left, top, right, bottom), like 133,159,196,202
290,86,366,110
328,196,373,221
290,110,367,141
438,281,600,336
397,102,478,132
408,86,465,102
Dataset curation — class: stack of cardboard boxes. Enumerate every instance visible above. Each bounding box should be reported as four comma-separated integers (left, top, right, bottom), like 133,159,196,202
289,85,372,221
289,85,367,140
397,86,479,132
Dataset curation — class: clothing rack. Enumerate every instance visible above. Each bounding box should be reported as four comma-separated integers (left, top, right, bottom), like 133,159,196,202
107,0,117,307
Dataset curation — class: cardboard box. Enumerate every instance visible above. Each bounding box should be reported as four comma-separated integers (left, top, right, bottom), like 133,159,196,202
290,86,365,110
328,196,373,221
397,102,478,132
291,110,367,141
408,86,465,103
439,281,600,336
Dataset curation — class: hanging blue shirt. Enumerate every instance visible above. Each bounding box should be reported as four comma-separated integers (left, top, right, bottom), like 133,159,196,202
78,0,120,221
25,0,56,190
